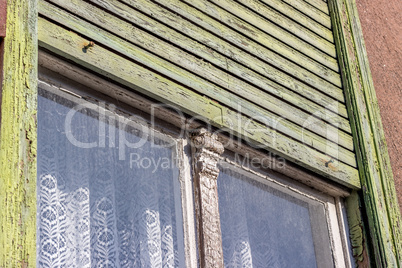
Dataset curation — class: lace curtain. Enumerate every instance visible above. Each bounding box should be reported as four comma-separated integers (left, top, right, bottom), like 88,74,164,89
37,89,185,267
217,167,330,268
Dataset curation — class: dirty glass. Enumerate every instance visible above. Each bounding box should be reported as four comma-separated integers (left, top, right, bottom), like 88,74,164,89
218,167,334,268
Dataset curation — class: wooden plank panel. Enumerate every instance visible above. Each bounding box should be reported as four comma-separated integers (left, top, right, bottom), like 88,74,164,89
211,0,336,58
235,0,335,50
37,18,360,188
37,9,356,165
260,0,332,29
181,0,340,80
0,0,37,266
149,0,342,88
40,0,352,135
206,0,338,70
115,0,345,101
49,0,349,115
38,52,352,199
302,0,330,14
280,0,331,27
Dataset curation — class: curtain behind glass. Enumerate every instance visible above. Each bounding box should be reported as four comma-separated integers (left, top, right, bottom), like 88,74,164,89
218,167,333,268
37,89,185,267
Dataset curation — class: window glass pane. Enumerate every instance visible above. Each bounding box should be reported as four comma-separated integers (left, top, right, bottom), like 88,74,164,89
218,166,334,268
37,88,185,267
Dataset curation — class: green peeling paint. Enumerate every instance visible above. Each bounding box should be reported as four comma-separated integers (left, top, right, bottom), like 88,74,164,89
329,0,402,266
0,0,37,266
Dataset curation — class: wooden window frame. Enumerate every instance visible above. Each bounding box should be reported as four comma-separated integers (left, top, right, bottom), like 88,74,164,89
38,61,355,267
0,0,401,267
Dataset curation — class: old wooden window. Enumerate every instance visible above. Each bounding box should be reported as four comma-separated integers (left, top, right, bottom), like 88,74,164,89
36,68,198,267
36,55,355,267
217,161,353,267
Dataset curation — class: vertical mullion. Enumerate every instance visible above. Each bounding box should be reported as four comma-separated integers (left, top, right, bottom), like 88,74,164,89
190,128,225,268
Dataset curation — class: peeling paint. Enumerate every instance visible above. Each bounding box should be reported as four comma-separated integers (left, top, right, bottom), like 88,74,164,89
0,0,37,266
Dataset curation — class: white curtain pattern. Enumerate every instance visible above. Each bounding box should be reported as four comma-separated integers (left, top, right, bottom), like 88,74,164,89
217,168,320,268
37,90,185,268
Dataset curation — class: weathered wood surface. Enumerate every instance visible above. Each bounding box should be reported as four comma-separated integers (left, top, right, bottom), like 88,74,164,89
280,0,331,27
330,0,402,265
0,0,37,266
190,129,224,268
207,0,337,68
38,0,356,166
258,0,332,30
301,0,330,14
183,0,338,77
38,50,352,199
167,0,340,87
37,18,360,188
67,0,348,118
261,0,332,29
94,0,345,102
233,0,335,53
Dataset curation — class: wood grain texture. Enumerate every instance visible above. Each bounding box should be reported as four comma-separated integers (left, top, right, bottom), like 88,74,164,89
259,0,332,30
38,1,356,166
173,0,340,86
302,0,330,14
183,0,338,77
0,0,37,266
81,0,348,117
37,18,360,188
209,0,337,67
38,50,352,199
190,129,224,268
270,0,332,28
112,0,345,102
234,0,335,52
329,0,402,265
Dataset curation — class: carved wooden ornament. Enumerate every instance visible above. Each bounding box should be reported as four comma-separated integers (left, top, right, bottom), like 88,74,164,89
190,128,224,268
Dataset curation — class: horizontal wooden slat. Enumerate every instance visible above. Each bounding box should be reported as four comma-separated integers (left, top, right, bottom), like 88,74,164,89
260,0,332,29
38,52,352,198
234,0,335,52
299,0,329,15
37,6,355,165
181,0,340,82
37,18,360,188
50,0,349,117
153,0,342,88
210,0,336,58
280,0,331,27
114,0,345,102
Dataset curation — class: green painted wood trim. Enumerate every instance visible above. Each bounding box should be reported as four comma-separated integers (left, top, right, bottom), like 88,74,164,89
38,0,356,167
299,0,330,15
37,19,361,188
259,0,332,30
279,0,331,28
0,0,37,266
77,0,348,118
201,0,339,72
329,0,402,265
117,0,344,101
235,0,335,50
